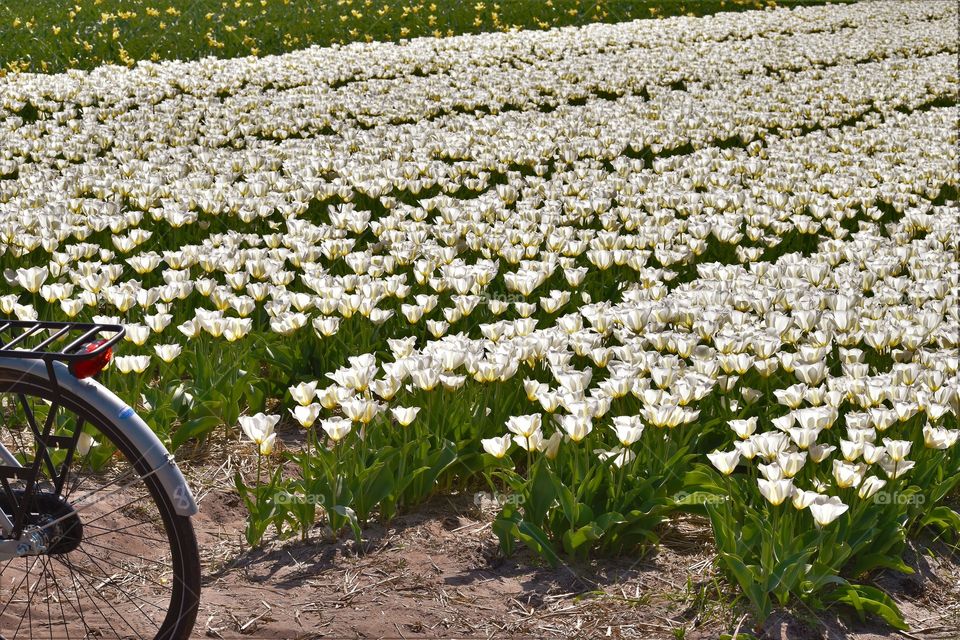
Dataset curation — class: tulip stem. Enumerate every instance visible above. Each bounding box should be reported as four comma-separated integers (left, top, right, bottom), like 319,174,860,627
615,454,626,500
525,439,532,478
398,424,408,509
256,450,262,493
580,438,590,489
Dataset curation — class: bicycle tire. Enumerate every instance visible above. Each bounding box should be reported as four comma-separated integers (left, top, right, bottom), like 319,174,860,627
0,368,200,640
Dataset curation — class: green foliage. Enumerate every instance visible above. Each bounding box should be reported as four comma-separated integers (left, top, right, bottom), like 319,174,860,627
698,465,915,629
0,0,849,74
921,506,960,541
234,467,287,547
490,437,694,564
239,413,461,546
823,584,908,631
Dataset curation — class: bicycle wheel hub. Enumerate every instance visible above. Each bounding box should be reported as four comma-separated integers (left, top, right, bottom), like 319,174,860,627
0,491,83,556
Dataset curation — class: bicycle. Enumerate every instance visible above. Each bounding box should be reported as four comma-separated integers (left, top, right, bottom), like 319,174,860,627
0,319,200,639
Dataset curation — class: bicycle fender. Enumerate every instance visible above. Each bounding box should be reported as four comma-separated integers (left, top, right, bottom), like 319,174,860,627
0,358,199,517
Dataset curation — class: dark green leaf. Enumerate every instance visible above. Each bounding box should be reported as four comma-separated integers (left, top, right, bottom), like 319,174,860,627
171,415,222,450
825,584,908,630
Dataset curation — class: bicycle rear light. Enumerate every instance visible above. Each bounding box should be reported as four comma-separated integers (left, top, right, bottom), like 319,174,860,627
68,340,113,379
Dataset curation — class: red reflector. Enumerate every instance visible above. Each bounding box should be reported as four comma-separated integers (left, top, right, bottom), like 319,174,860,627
68,340,113,379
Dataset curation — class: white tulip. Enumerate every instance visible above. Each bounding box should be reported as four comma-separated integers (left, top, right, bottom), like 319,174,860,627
289,381,319,406
154,343,183,363
809,497,848,527
76,432,98,456
611,416,644,446
707,449,741,475
391,406,420,427
321,417,353,442
239,413,280,447
290,403,322,429
758,478,795,506
481,434,512,458
505,414,542,439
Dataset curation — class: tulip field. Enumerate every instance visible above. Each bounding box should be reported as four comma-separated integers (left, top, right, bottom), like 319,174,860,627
1,0,959,635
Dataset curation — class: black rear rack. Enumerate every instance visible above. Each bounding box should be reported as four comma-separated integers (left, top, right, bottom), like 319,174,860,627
0,320,124,363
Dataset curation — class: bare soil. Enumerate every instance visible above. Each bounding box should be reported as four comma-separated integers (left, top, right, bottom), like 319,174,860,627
184,453,960,640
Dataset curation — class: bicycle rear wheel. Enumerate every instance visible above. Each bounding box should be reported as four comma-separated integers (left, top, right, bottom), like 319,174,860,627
0,369,200,640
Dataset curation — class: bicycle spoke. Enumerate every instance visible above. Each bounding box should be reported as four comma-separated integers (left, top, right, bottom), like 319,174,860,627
71,539,172,579
62,548,165,627
58,556,89,637
64,466,143,509
43,555,78,640
11,555,43,640
0,554,41,620
65,494,152,536
57,554,138,640
41,555,54,640
62,445,97,504
83,521,168,544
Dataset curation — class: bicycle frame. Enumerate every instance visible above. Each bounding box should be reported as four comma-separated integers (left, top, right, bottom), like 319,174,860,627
0,442,20,535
